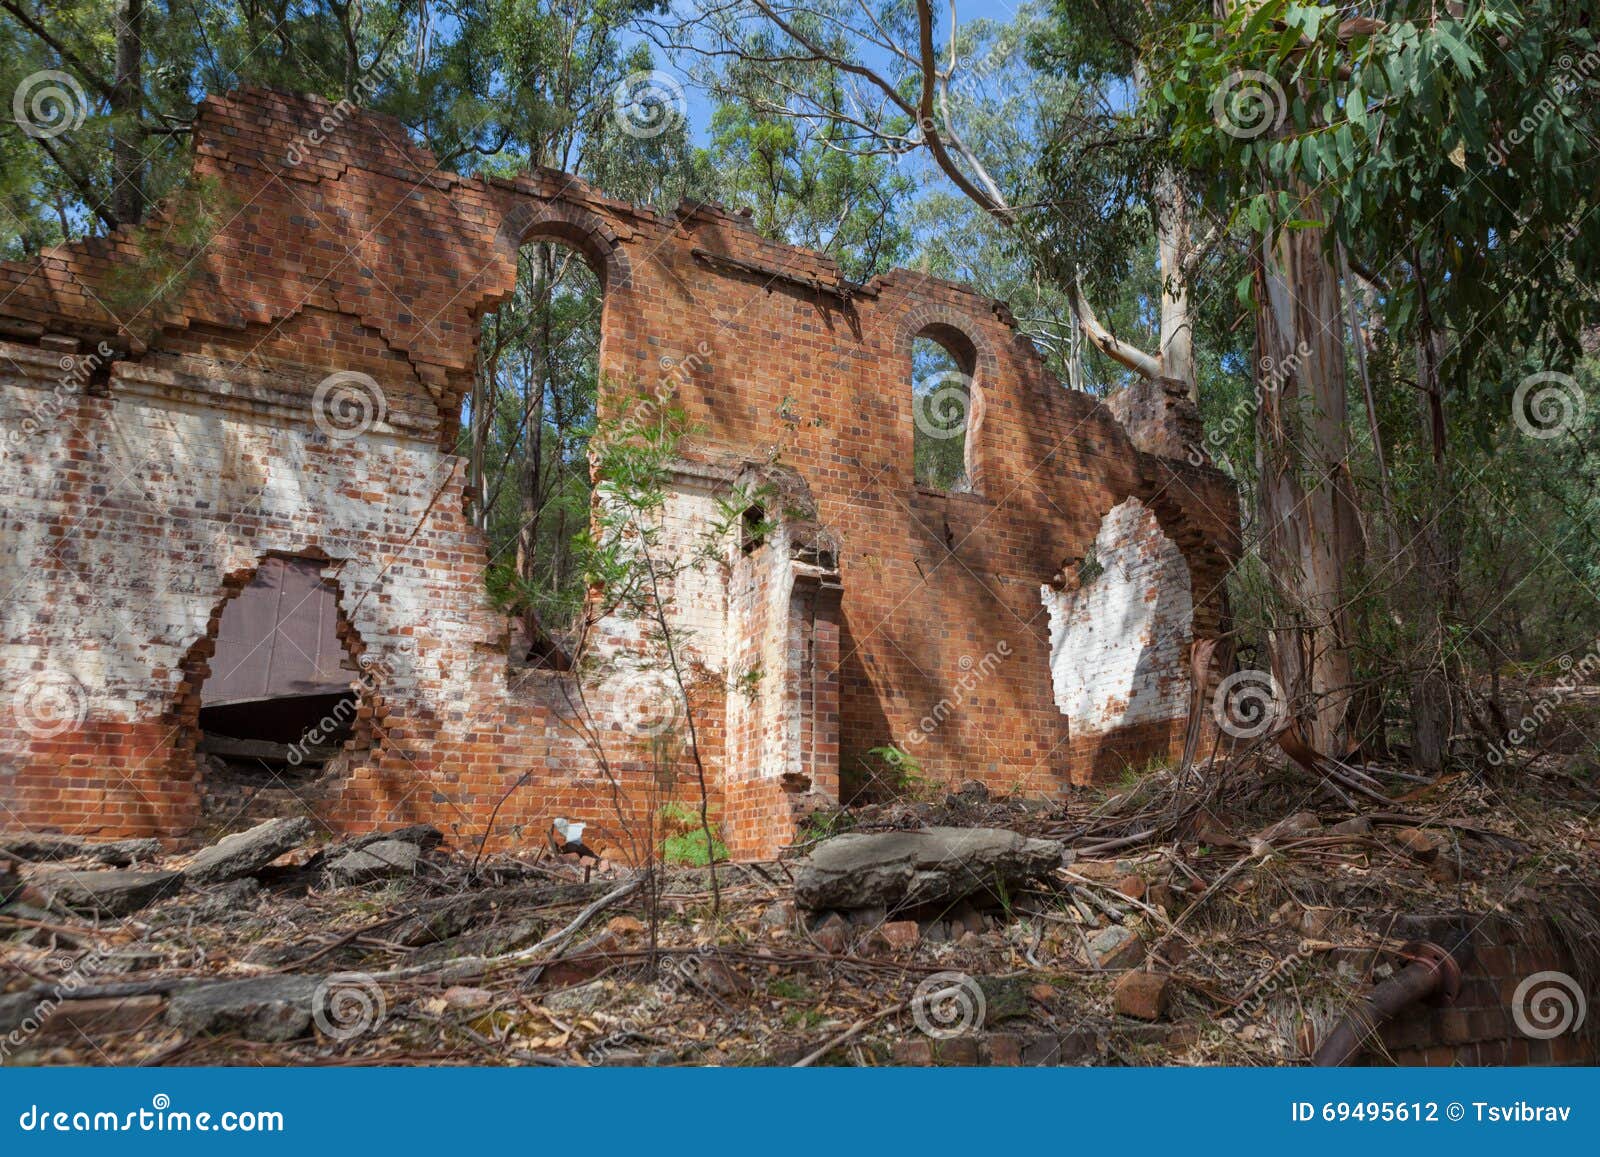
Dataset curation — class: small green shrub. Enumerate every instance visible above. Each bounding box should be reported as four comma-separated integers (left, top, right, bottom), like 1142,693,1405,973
658,801,727,865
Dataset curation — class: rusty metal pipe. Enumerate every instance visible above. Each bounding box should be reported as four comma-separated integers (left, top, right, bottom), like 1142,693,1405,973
1312,932,1475,1066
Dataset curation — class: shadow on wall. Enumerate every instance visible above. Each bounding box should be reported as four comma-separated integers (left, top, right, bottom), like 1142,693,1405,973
1041,498,1195,766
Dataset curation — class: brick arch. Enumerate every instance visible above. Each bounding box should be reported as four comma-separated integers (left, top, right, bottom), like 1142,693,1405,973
892,303,1001,380
1133,474,1234,639
494,199,633,297
894,305,999,493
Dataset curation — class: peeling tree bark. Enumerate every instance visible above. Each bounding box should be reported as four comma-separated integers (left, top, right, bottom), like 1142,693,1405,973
1409,323,1459,771
1155,168,1197,399
1254,209,1362,753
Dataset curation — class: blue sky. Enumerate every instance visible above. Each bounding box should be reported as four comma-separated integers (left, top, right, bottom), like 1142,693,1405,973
646,0,1037,147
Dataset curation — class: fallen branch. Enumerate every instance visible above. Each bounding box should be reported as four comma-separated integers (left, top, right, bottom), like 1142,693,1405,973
792,1001,906,1067
367,876,642,982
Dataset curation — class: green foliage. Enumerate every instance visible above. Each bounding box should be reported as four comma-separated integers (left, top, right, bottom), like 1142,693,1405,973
694,4,915,280
730,664,764,702
911,336,970,490
102,173,233,326
798,808,855,844
658,801,727,865
1149,1,1599,404
865,744,927,793
473,240,602,632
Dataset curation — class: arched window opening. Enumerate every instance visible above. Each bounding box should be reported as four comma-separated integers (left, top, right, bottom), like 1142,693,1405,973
911,332,975,492
465,238,603,668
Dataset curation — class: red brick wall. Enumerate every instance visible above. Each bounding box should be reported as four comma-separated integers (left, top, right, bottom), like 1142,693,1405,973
0,88,1238,858
1373,916,1597,1067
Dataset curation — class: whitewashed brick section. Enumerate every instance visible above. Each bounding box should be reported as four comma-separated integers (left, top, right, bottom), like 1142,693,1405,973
0,362,490,737
1040,498,1193,737
725,520,801,781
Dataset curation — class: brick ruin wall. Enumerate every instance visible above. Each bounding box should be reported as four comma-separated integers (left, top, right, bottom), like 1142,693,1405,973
0,88,1239,861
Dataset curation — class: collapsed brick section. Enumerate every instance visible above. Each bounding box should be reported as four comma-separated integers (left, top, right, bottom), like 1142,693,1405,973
0,88,1238,859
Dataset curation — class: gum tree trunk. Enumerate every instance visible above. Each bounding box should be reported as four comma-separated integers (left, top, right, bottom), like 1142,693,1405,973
112,0,144,227
1254,210,1362,753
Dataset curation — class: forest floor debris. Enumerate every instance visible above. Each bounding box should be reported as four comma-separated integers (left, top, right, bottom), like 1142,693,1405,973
3,731,1599,1067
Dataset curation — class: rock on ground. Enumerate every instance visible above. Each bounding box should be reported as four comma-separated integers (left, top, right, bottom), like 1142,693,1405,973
2,835,162,866
1113,970,1170,1020
794,827,1064,911
0,993,164,1041
185,877,262,921
186,817,314,884
36,869,184,917
167,975,322,1042
409,916,544,968
338,825,443,854
976,976,1031,1022
326,839,420,885
1088,924,1145,970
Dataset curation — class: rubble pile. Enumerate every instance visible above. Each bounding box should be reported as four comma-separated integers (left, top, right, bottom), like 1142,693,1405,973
3,747,1598,1067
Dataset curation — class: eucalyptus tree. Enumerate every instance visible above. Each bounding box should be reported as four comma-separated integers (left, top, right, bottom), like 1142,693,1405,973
659,0,1202,394
1150,0,1600,758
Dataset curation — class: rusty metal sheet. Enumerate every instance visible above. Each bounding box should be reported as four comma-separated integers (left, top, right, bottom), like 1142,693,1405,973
202,557,354,706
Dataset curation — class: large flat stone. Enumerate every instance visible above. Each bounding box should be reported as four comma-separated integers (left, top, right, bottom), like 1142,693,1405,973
326,839,420,885
185,817,314,884
340,825,443,854
36,869,184,916
794,827,1065,910
167,975,321,1042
